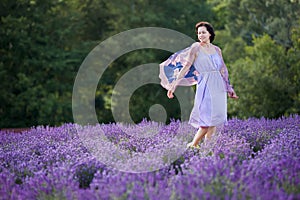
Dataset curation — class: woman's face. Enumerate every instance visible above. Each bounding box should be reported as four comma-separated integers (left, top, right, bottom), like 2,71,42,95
197,26,211,43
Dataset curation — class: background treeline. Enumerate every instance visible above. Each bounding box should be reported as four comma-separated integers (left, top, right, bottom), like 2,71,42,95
0,0,299,128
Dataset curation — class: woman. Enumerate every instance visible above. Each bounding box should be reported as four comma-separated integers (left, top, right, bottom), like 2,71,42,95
159,21,238,148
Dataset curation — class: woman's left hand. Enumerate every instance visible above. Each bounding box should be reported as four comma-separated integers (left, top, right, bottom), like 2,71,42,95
228,91,239,99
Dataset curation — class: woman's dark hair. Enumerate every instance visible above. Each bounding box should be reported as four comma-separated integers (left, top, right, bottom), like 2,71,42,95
195,21,215,42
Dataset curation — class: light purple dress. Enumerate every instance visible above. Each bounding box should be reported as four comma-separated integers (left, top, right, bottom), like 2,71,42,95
159,42,234,128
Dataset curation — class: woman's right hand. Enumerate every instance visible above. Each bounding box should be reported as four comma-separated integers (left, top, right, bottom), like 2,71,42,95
167,90,174,99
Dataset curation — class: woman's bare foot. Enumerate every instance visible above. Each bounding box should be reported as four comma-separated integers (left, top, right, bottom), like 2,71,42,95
187,142,200,149
187,142,193,148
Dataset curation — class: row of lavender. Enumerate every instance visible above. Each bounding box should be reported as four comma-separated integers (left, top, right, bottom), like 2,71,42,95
0,115,299,199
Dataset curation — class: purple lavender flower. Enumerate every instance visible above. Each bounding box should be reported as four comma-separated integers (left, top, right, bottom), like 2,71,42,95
0,115,299,199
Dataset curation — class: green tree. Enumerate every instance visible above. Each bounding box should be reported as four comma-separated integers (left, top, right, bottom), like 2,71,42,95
286,22,300,114
209,0,300,47
229,34,298,118
209,0,300,119
0,0,88,127
0,0,216,127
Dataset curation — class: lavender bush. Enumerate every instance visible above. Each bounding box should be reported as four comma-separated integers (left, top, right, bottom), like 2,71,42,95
0,115,299,200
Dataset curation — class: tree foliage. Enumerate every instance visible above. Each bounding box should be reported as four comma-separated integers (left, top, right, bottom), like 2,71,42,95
209,0,300,119
229,34,295,118
0,0,90,127
209,0,300,47
0,0,299,127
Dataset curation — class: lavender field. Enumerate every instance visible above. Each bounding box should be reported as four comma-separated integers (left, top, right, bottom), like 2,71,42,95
0,115,299,200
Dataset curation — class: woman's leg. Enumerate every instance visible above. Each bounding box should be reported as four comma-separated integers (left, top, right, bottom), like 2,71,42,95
188,126,208,147
204,126,216,141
